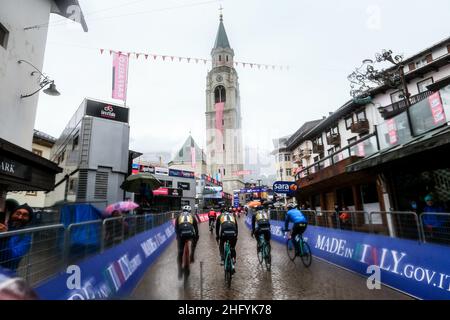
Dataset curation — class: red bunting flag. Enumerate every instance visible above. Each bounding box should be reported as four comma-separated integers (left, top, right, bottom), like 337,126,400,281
195,59,198,63
250,63,253,68
187,58,191,63
127,52,131,58
153,55,157,60
162,56,166,61
109,50,113,55
257,64,261,69
100,49,104,55
170,56,174,61
243,63,246,68
136,53,140,59
145,54,148,59
203,59,207,64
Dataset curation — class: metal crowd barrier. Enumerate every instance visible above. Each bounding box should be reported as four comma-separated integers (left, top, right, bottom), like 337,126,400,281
0,212,174,287
267,209,450,245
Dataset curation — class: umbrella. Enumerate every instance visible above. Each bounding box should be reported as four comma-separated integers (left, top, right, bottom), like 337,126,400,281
120,173,162,193
247,200,261,208
104,201,139,216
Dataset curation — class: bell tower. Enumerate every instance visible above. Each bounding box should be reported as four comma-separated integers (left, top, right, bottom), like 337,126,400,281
205,13,244,194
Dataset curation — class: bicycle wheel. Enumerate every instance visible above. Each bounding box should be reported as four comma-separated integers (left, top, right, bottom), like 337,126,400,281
183,241,191,287
300,241,312,267
257,239,264,265
264,243,271,271
224,252,232,288
286,238,296,261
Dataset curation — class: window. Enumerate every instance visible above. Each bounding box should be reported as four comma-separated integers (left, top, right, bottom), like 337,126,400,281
279,154,284,162
32,149,43,157
26,191,37,196
417,77,434,93
214,85,226,103
72,135,79,150
286,169,292,176
0,23,9,49
219,55,222,61
390,90,406,103
347,137,357,145
284,154,291,162
226,55,229,62
415,57,428,68
327,125,339,136
222,119,224,126
314,136,323,146
178,182,190,191
356,110,367,121
327,147,334,156
345,116,354,130
223,169,226,176
223,144,225,151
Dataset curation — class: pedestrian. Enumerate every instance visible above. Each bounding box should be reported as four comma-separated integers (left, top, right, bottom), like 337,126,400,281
0,204,34,271
339,205,351,230
422,194,447,242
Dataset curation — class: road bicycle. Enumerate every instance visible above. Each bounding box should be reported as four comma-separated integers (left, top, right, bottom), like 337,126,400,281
223,239,234,288
257,234,271,271
209,219,215,233
285,229,312,267
181,239,191,287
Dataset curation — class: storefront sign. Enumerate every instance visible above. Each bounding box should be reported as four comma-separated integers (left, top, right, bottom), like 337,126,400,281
140,165,155,174
273,181,297,195
177,182,191,191
85,100,129,123
154,167,169,176
169,188,182,197
386,119,398,145
169,169,195,179
0,157,31,180
428,92,446,125
153,188,169,196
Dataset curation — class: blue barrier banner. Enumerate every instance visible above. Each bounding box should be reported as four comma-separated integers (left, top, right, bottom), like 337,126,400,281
34,220,176,300
245,217,450,300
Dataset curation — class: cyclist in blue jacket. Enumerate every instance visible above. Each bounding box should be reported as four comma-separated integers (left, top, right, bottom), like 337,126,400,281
283,203,308,255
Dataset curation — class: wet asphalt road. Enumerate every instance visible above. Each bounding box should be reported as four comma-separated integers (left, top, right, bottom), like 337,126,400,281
131,217,411,300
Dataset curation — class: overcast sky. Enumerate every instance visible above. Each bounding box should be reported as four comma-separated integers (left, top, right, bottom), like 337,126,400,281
34,0,450,170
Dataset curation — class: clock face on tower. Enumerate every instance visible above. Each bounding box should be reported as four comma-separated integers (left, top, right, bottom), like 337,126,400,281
216,75,223,82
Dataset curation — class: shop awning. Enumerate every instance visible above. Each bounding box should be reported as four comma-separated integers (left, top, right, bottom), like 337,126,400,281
346,125,450,172
0,138,62,191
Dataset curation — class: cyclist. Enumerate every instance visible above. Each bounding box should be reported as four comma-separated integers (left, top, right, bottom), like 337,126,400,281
216,207,238,270
208,208,217,231
283,203,308,255
251,204,271,253
175,205,199,279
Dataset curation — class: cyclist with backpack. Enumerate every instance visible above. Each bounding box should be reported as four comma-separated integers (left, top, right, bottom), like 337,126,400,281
216,207,238,269
175,205,199,279
283,203,308,255
251,204,271,254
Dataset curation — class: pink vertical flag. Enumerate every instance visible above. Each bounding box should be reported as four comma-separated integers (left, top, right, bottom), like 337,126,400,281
215,102,225,151
191,147,196,169
112,52,129,102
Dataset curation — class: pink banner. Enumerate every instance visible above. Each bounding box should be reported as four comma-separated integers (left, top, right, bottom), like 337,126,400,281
153,188,168,196
191,147,196,168
112,52,129,101
357,143,365,157
387,119,398,145
215,102,225,150
428,92,446,125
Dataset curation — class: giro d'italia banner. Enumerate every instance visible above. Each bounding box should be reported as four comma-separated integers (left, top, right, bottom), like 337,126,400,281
245,216,450,300
34,220,176,300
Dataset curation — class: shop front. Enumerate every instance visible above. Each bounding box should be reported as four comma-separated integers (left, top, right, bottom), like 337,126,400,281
0,137,61,213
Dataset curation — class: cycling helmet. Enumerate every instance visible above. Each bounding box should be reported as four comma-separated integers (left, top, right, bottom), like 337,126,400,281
182,205,192,212
287,203,297,209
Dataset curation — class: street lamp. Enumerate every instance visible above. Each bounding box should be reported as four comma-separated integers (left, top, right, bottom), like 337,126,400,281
18,60,60,98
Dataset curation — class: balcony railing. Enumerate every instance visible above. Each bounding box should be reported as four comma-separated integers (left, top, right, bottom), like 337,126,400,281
378,90,434,119
326,133,341,146
351,119,370,134
296,133,378,180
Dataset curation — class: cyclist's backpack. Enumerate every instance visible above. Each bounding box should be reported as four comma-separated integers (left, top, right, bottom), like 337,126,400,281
220,212,236,230
255,211,270,231
178,212,195,239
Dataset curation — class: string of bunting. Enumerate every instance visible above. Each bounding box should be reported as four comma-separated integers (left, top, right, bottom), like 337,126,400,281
100,48,290,71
